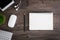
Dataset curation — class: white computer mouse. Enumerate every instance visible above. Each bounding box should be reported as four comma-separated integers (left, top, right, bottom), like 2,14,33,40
8,15,17,28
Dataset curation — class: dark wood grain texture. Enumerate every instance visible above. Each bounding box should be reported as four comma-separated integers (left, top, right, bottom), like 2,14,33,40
0,0,60,40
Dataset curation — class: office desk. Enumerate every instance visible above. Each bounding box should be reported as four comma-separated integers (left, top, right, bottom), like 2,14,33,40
0,0,60,40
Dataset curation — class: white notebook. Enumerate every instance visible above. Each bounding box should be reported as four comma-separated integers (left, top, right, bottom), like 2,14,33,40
29,12,53,30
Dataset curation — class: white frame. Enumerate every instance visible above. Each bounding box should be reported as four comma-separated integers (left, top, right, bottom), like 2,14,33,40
29,12,53,30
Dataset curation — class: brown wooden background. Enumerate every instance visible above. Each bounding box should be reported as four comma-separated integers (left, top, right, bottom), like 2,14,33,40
0,0,60,40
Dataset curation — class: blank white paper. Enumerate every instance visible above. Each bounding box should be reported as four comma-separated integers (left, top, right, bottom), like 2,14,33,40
29,12,53,30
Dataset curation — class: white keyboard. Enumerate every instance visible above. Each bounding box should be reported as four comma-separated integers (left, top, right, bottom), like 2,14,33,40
0,30,13,40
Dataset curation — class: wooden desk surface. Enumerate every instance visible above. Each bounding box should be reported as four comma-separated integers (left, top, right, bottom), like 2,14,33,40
0,0,60,40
